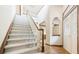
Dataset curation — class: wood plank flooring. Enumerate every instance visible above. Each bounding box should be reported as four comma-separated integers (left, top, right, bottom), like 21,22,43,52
44,45,69,54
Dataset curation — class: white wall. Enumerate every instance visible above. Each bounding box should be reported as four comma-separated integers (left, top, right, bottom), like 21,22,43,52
37,6,49,24
0,6,16,48
32,5,49,24
45,11,50,44
24,5,43,17
47,6,63,45
63,7,77,54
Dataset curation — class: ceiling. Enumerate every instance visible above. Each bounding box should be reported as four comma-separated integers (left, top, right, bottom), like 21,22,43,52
23,5,44,16
21,5,64,24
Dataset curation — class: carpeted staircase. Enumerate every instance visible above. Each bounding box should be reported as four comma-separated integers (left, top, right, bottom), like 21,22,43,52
4,15,39,54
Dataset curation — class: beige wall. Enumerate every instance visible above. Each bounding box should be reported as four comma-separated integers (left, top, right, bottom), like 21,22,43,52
0,6,16,48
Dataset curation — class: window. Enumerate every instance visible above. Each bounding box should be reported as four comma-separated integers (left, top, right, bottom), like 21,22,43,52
52,17,60,36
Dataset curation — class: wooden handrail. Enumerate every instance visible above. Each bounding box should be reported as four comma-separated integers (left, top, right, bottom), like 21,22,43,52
0,15,16,54
0,21,13,54
39,20,46,27
30,15,44,52
31,17,39,30
77,6,79,54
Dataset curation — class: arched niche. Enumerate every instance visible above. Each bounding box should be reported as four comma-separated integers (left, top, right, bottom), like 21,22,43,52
52,17,60,36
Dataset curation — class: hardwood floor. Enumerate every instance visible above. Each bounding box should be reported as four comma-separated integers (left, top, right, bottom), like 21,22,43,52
44,45,69,54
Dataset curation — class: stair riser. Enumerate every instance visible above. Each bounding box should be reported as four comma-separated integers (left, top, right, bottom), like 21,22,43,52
11,30,32,32
9,35,34,37
13,26,31,28
9,34,34,36
13,24,30,26
7,39,35,44
12,27,31,29
9,36,35,39
5,43,37,53
12,29,32,31
10,33,33,35
12,25,31,26
9,37,35,39
12,26,31,28
11,31,33,33
10,32,33,34
14,24,30,26
22,48,39,54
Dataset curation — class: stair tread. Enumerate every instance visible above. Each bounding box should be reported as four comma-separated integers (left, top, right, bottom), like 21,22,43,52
13,26,31,27
5,41,37,49
5,46,38,54
13,25,30,26
9,34,34,36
